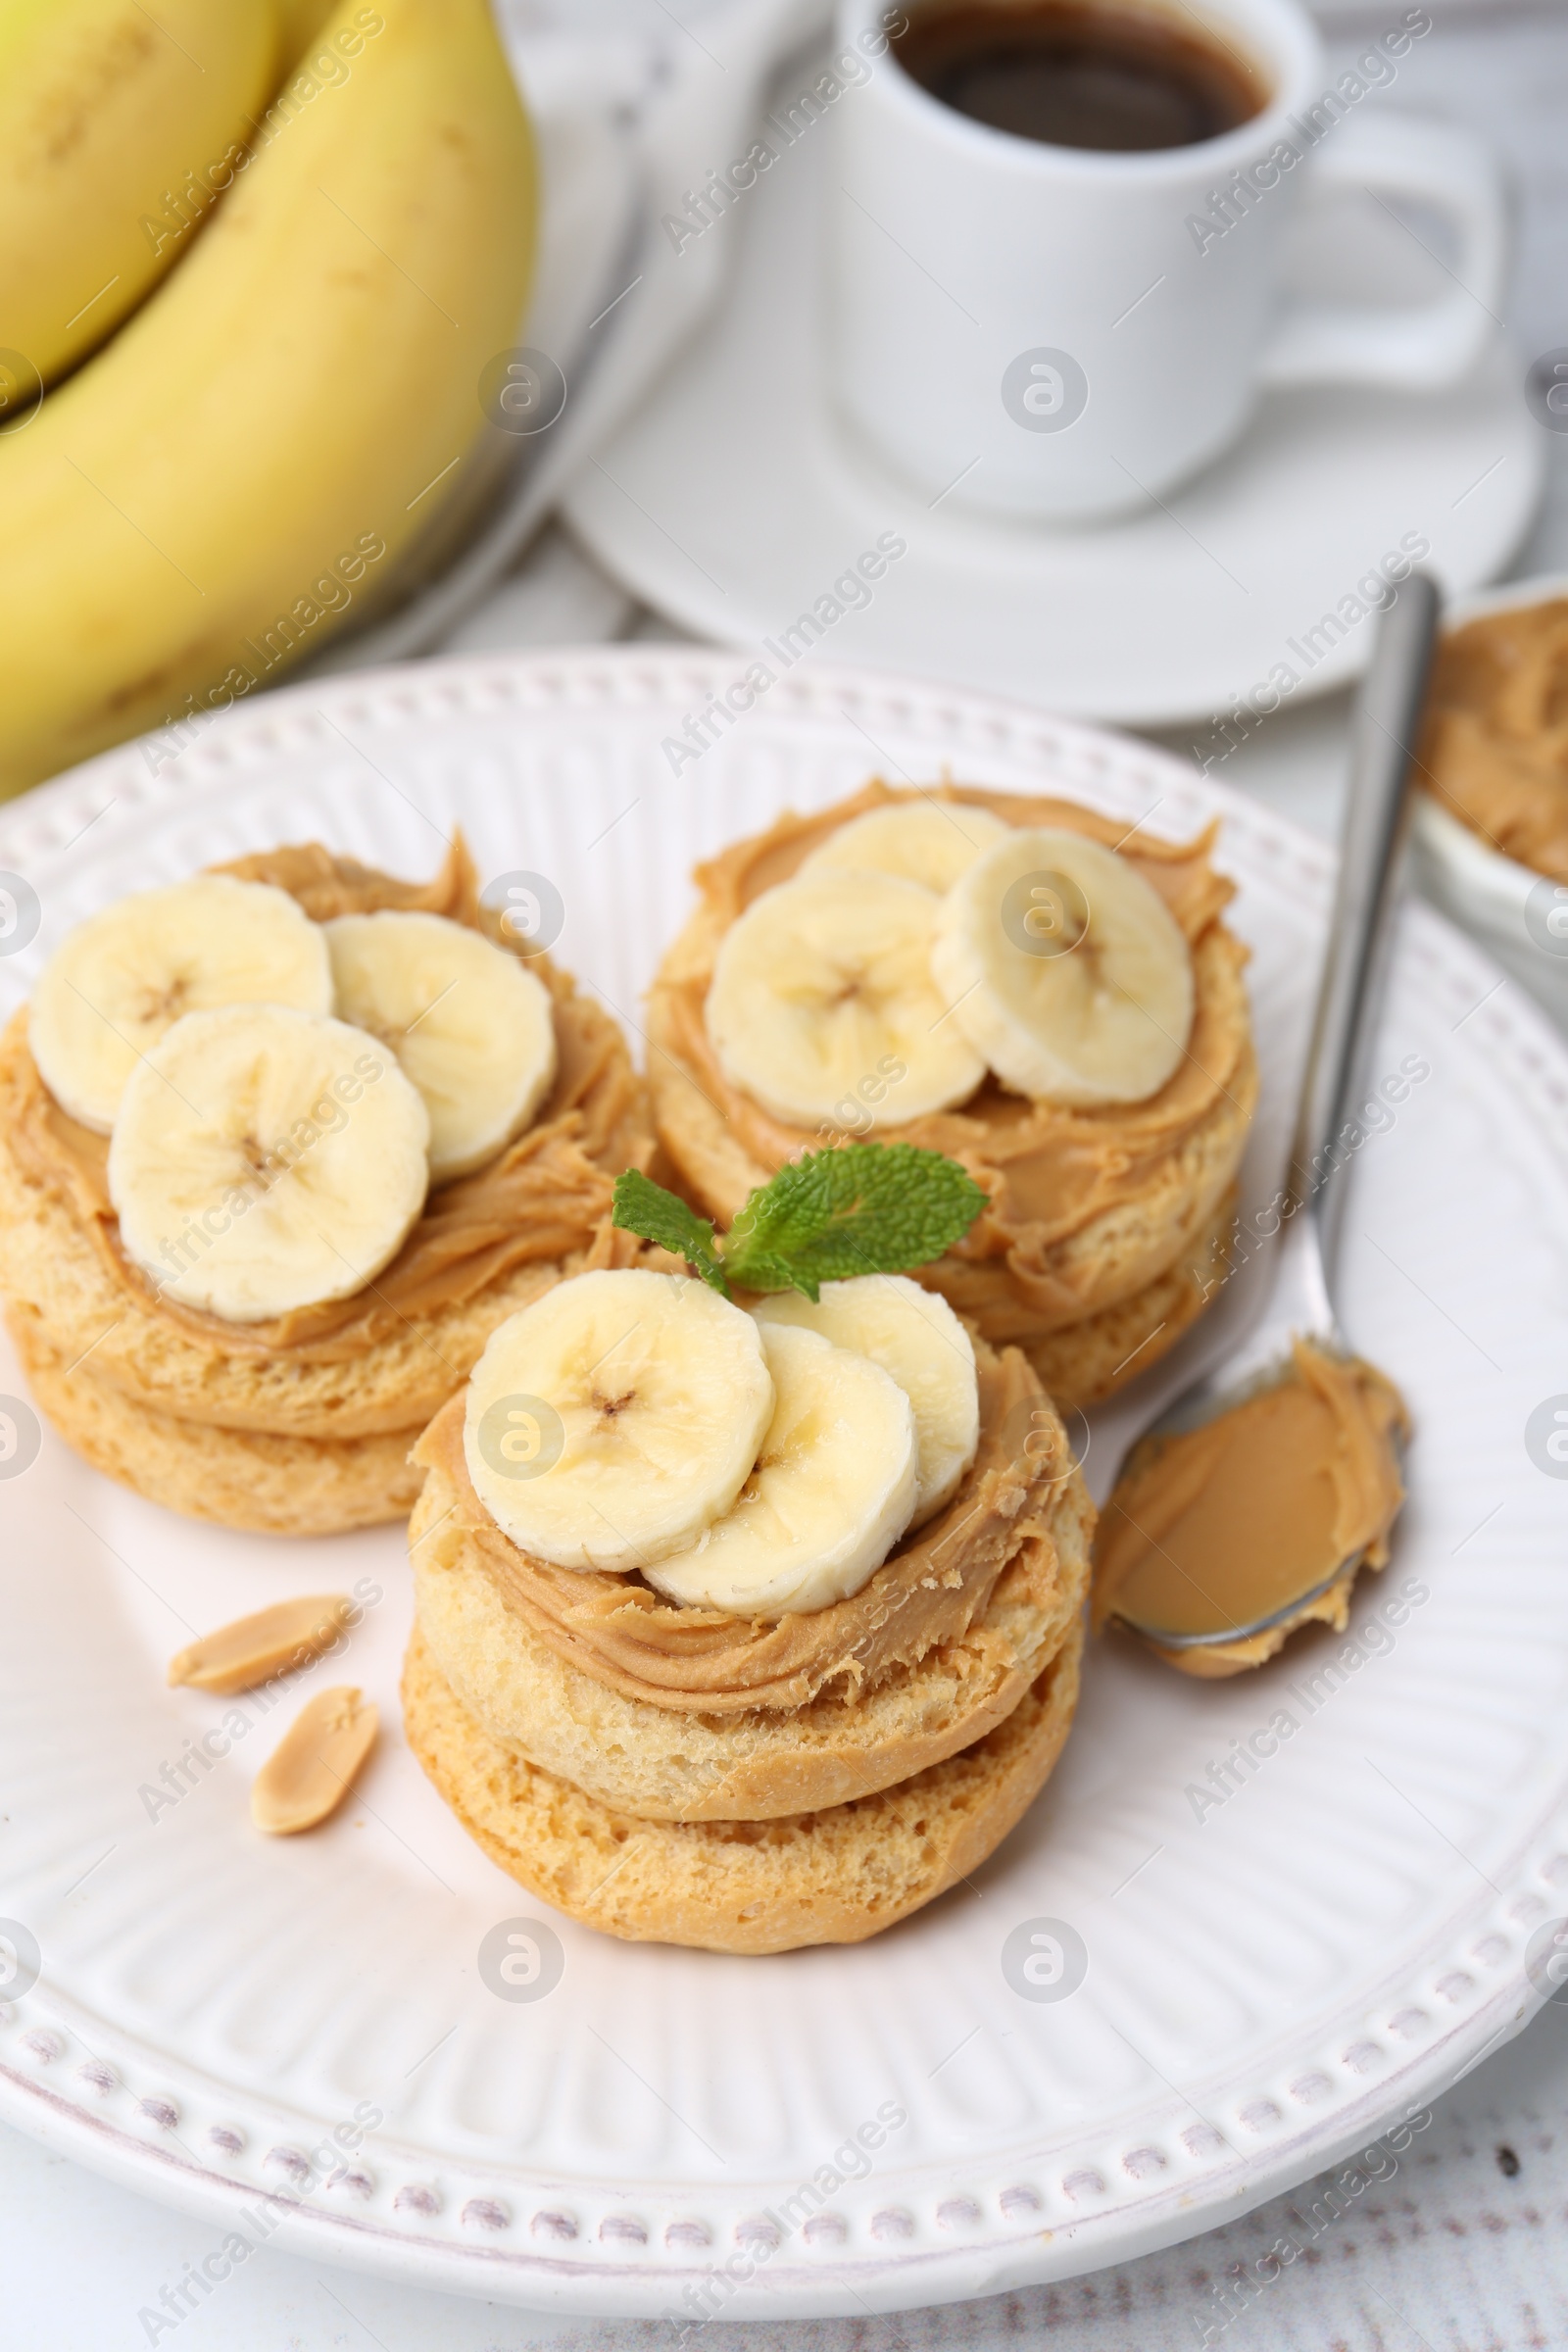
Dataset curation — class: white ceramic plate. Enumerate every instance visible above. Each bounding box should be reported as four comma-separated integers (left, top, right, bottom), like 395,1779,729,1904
563,113,1544,726
1,651,1566,2324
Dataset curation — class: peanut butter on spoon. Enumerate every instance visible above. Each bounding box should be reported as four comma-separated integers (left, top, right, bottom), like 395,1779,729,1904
1094,1341,1407,1676
1094,577,1438,1675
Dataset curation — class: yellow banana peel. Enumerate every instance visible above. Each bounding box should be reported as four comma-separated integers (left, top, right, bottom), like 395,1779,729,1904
274,0,343,67
0,0,537,797
0,0,280,387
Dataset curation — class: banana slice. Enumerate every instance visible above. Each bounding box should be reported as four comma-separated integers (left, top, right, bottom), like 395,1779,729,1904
930,827,1195,1107
324,911,557,1183
705,869,985,1128
108,1005,430,1324
801,800,1010,894
28,875,331,1133
464,1269,775,1573
754,1274,978,1530
642,1322,917,1616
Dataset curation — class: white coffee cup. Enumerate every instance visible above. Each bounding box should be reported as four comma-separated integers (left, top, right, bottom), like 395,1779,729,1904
829,0,1507,522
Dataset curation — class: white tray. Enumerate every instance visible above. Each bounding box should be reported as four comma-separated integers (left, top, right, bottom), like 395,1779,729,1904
0,649,1564,2321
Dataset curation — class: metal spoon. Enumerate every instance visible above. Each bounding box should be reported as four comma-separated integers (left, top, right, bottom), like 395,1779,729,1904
1102,571,1441,1650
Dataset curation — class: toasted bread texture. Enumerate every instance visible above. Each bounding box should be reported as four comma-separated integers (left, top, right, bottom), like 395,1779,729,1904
409,1403,1093,1819
401,1620,1083,1953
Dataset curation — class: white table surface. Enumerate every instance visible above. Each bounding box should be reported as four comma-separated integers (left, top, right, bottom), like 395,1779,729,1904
9,4,1568,2345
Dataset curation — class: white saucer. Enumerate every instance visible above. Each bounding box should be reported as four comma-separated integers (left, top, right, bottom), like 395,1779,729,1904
564,120,1544,726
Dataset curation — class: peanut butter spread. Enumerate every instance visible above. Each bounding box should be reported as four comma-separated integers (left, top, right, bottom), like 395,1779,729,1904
1,841,645,1360
413,1340,1078,1713
1093,1341,1408,1660
654,783,1254,1327
1419,598,1568,881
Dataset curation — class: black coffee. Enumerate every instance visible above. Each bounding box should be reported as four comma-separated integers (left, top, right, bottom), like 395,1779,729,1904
892,0,1267,153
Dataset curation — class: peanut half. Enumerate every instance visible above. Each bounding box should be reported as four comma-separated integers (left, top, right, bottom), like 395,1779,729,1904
167,1595,354,1695
251,1687,378,1836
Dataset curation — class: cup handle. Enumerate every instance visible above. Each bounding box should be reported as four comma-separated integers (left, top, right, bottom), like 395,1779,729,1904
1258,113,1506,392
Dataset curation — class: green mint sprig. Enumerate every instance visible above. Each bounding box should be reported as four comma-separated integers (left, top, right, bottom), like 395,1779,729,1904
610,1169,727,1290
612,1145,988,1302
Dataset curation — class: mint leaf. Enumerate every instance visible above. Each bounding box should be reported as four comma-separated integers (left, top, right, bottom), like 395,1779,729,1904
611,1169,730,1297
722,1144,988,1299
612,1147,988,1303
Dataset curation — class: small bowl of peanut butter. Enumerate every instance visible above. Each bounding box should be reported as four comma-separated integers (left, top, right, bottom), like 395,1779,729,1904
1412,572,1568,1028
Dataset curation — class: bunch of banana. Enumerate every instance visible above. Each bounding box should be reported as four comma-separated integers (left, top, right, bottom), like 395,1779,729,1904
0,0,536,796
0,0,278,388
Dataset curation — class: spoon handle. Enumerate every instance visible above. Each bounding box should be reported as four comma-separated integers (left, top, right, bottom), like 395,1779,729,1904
1288,570,1441,1288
